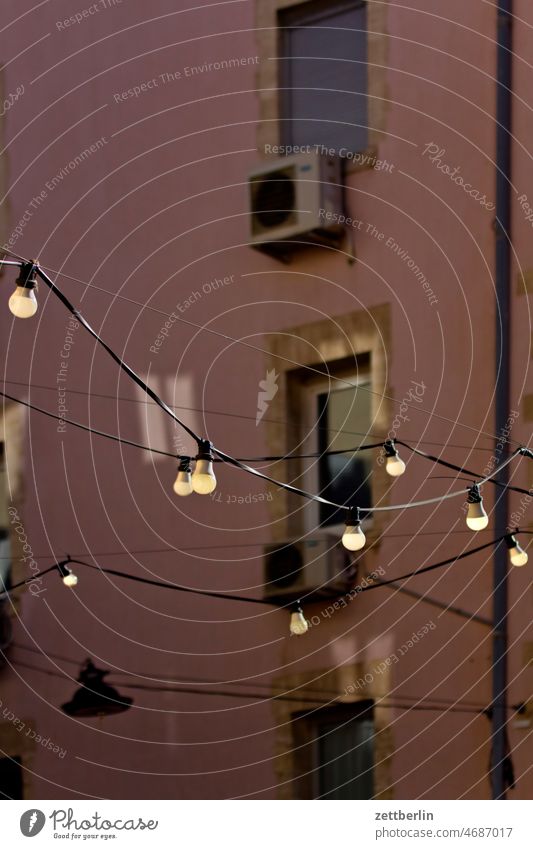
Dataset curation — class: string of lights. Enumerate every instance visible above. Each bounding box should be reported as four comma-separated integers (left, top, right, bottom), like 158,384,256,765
1,252,531,554
19,259,356,512
4,381,529,491
0,389,529,536
2,249,522,453
2,387,531,508
1,533,528,636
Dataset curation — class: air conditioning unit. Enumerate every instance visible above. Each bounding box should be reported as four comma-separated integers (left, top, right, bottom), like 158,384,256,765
248,153,345,257
263,535,357,605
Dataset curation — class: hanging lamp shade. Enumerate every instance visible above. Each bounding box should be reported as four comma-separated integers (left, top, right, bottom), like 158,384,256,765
61,659,133,717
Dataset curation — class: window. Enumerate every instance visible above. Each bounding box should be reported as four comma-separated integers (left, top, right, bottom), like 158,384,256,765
290,356,373,531
317,709,374,798
316,380,373,525
0,757,23,800
278,0,368,155
292,702,374,799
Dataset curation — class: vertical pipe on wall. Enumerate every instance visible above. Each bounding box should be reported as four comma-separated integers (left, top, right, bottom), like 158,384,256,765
492,0,513,801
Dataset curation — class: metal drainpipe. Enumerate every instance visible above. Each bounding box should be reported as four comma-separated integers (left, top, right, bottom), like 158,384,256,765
492,0,513,801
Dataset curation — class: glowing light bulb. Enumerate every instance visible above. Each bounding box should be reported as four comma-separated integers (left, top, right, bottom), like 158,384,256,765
173,459,193,496
342,508,366,551
290,605,308,636
63,571,78,587
192,440,217,495
466,502,489,531
192,458,217,494
57,561,78,587
466,484,489,531
9,286,37,318
8,263,38,318
384,440,406,477
506,535,528,567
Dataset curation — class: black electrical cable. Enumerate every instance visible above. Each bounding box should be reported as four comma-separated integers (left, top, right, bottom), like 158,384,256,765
9,643,491,709
0,389,384,463
2,558,275,606
0,535,517,609
28,254,523,449
114,680,486,714
230,444,384,462
0,376,504,453
34,265,200,446
9,657,486,715
2,388,532,508
0,389,177,459
397,440,533,497
377,581,493,627
2,248,526,457
0,564,61,592
362,536,508,592
212,446,533,514
0,527,514,562
2,256,531,514
32,263,350,513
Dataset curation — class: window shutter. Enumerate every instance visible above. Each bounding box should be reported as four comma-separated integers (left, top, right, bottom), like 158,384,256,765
279,1,368,154
318,715,374,799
